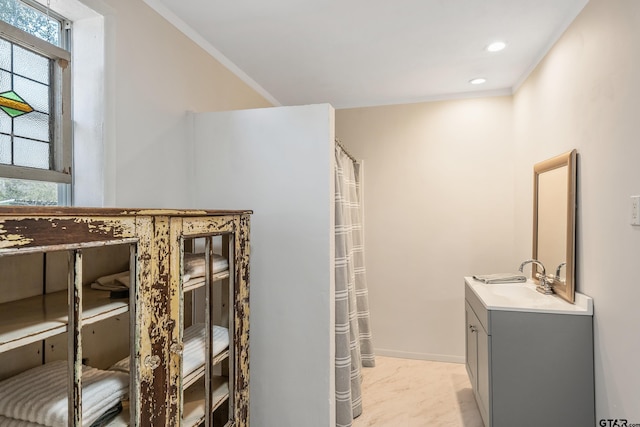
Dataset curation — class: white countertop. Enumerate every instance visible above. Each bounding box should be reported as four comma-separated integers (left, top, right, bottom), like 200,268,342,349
465,277,593,315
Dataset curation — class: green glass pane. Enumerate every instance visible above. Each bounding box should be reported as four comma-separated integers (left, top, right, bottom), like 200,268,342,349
13,136,49,169
0,89,33,118
0,134,10,164
0,105,25,118
14,44,49,85
14,111,49,141
0,90,23,101
15,75,48,113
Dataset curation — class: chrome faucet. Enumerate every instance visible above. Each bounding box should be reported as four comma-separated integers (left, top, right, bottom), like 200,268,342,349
554,262,567,283
518,259,553,295
519,259,546,278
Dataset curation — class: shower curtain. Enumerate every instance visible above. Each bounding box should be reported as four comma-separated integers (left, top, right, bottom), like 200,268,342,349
335,143,375,427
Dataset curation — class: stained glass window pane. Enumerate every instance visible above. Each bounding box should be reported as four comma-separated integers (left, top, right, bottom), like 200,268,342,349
13,45,49,85
14,75,48,113
0,39,9,71
13,136,49,169
0,70,10,92
0,134,10,164
0,3,70,207
13,111,49,142
0,114,9,134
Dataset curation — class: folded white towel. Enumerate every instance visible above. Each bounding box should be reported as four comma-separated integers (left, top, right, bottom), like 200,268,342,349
0,361,128,427
90,271,130,291
0,406,121,427
89,255,227,291
114,274,130,289
472,273,527,284
183,253,228,281
183,324,230,376
0,415,46,426
109,324,229,377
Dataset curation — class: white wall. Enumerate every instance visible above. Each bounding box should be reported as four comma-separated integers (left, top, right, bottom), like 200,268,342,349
192,104,336,427
64,2,110,207
70,0,272,207
513,0,640,420
336,97,516,362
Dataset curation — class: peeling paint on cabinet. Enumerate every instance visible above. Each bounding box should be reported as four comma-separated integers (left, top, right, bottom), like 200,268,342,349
0,208,251,426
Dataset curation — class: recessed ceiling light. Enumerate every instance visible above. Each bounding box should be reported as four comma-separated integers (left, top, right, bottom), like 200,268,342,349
469,78,487,85
486,41,507,52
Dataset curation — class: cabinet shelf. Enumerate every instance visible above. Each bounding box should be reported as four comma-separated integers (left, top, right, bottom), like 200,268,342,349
0,287,128,352
183,270,230,293
183,376,229,427
183,349,230,390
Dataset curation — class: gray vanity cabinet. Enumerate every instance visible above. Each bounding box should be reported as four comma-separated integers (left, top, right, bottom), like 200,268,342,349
465,301,490,424
464,280,595,427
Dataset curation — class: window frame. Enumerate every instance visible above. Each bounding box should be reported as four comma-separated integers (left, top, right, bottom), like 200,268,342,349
0,18,72,185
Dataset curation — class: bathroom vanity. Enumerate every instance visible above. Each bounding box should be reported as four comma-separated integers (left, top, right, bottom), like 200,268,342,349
464,277,594,427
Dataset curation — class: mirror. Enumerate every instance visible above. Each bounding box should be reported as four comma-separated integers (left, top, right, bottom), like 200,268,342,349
533,149,577,303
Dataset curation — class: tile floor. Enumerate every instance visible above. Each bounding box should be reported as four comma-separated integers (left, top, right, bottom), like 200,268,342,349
352,356,484,427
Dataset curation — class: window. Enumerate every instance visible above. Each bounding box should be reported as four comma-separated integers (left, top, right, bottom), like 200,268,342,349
0,0,71,206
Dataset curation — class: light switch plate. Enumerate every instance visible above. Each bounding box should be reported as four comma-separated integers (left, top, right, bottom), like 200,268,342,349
631,196,640,226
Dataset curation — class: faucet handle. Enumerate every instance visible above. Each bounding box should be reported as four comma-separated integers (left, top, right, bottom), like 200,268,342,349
535,273,554,295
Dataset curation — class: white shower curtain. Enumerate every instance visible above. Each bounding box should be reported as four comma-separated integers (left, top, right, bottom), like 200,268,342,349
335,143,375,427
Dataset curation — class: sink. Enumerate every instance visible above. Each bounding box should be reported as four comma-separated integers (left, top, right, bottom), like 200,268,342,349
488,283,540,299
465,277,593,315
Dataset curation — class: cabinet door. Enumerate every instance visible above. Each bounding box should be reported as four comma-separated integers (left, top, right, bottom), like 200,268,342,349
175,215,250,427
465,302,478,389
179,233,233,427
476,322,490,426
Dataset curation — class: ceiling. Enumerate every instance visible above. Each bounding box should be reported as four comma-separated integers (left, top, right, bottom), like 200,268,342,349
145,0,588,109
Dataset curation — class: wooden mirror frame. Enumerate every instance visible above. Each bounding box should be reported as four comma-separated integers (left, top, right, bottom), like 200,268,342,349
532,149,577,303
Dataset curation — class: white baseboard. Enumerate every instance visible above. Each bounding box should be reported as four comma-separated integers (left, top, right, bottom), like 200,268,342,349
374,348,465,364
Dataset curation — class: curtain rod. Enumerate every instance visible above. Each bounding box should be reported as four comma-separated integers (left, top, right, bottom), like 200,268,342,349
335,138,357,163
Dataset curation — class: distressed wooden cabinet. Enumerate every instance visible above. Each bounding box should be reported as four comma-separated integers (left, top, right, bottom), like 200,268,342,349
0,207,251,427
